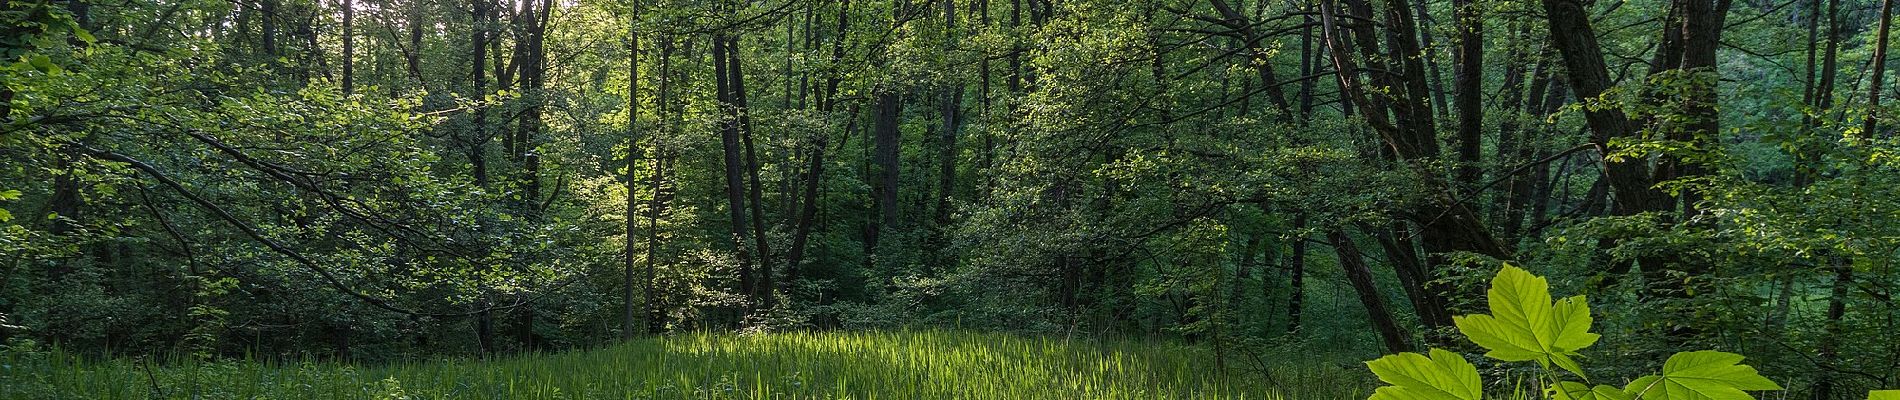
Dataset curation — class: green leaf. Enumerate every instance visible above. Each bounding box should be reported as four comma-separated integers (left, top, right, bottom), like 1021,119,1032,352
0,189,20,201
72,27,95,44
1453,264,1600,377
1624,351,1782,400
1870,390,1900,400
28,54,60,74
1555,381,1633,400
1366,348,1482,400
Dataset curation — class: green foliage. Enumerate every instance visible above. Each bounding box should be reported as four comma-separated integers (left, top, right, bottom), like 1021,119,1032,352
1366,348,1483,400
1367,265,1784,400
1622,351,1781,400
1451,264,1599,377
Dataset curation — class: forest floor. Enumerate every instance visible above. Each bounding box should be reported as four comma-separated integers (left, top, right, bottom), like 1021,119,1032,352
0,330,1372,399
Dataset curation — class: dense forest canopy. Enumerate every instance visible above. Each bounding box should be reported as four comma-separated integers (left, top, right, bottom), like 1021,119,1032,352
2,0,1898,396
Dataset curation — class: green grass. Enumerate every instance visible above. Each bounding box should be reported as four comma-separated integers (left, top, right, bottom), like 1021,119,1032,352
0,330,1373,399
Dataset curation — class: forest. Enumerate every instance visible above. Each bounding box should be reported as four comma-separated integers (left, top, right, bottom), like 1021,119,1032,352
2,0,1899,396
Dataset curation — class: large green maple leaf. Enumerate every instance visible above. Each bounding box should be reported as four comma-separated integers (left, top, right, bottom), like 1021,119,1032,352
1623,351,1782,400
1366,349,1483,400
1452,264,1600,377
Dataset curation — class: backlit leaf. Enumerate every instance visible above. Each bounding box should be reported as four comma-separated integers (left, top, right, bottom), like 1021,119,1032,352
1366,349,1483,400
1453,264,1600,377
1624,351,1782,400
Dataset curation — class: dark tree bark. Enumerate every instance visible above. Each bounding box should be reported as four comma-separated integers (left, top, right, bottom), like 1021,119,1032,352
1865,0,1894,139
869,91,901,259
342,0,354,94
1538,0,1665,217
787,0,852,278
1321,0,1511,283
1452,0,1485,188
623,12,641,339
713,34,757,315
1409,0,1450,119
1813,263,1853,399
646,35,677,334
932,0,963,273
727,35,777,308
406,2,424,83
1366,223,1450,330
1328,230,1412,354
262,0,279,57
515,0,552,213
1209,0,1293,116
1502,53,1553,243
1285,215,1307,334
468,0,490,187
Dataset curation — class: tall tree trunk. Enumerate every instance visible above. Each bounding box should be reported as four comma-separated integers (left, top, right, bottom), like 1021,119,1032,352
469,0,490,187
1322,0,1511,307
787,0,852,278
1865,0,1894,139
406,2,423,83
1497,41,1547,244
1452,0,1485,188
342,0,354,94
1285,215,1307,334
262,0,279,58
1410,0,1450,119
1539,0,1664,217
622,13,642,339
713,34,757,316
869,91,901,260
646,35,677,334
728,35,777,308
1813,263,1853,400
933,0,963,273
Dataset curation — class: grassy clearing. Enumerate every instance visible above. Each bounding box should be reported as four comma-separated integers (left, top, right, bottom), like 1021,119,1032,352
0,330,1372,399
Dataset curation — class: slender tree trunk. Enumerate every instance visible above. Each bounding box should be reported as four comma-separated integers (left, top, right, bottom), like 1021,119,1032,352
1499,44,1549,244
1410,0,1450,119
1365,223,1450,330
469,0,490,187
1209,0,1293,116
728,35,777,309
1452,0,1485,188
1813,263,1853,400
1285,215,1307,334
1865,0,1894,139
406,3,423,83
787,0,852,277
646,35,677,334
622,13,642,339
262,0,279,58
713,34,756,317
933,0,963,273
342,0,354,94
1329,230,1412,354
869,91,901,260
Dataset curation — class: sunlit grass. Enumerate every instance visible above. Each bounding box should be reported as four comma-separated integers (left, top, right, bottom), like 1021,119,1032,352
0,330,1373,399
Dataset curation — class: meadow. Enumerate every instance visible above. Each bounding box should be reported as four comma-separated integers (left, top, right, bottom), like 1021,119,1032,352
0,330,1373,399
